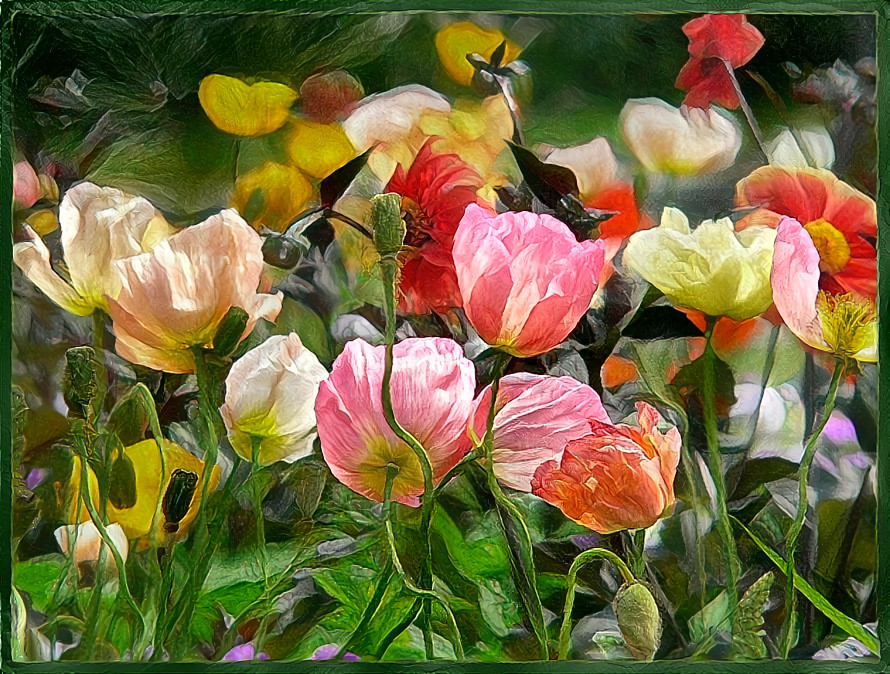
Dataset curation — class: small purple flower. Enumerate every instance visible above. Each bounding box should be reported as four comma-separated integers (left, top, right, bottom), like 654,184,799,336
311,644,360,661
25,468,48,491
223,643,269,661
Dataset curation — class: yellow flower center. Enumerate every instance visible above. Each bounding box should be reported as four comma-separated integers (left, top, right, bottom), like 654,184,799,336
816,291,876,357
359,436,424,501
804,219,851,275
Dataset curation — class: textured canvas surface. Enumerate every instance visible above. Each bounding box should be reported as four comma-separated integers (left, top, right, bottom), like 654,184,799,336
2,4,885,668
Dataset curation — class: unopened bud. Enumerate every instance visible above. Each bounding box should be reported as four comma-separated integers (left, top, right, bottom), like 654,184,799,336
370,193,406,260
614,581,662,661
63,347,98,419
212,307,250,358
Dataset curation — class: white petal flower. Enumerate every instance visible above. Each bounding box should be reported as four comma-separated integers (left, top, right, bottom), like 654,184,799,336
221,334,329,465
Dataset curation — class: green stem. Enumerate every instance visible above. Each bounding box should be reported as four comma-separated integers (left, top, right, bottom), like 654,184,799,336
558,547,636,660
721,59,768,160
158,348,221,656
382,466,464,660
631,529,646,578
72,428,148,645
250,437,269,584
84,441,113,658
481,353,549,660
701,319,740,634
780,360,845,657
379,256,437,659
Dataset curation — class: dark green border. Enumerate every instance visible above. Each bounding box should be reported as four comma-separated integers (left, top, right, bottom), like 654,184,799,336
1,0,888,671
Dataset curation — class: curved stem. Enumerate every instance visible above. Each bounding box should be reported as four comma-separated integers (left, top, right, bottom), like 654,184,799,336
382,466,464,660
701,320,740,634
72,429,147,645
558,546,636,660
780,359,845,657
379,256,437,659
481,354,549,660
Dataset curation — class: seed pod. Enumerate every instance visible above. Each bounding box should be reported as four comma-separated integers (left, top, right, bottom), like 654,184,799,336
613,581,662,661
370,193,406,260
162,469,199,533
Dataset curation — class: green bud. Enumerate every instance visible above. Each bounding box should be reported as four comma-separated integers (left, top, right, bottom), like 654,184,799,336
63,346,98,419
162,468,199,533
370,193,406,259
614,581,662,661
212,306,250,358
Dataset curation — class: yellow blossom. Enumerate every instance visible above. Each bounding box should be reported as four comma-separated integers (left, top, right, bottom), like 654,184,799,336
199,74,297,137
435,21,521,86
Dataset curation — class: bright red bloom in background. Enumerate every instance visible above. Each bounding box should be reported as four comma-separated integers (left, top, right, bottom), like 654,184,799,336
386,140,489,314
675,14,765,109
735,166,877,301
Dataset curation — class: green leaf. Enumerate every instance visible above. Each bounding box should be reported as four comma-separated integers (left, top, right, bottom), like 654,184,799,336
191,581,265,643
14,556,66,613
507,140,579,209
730,572,774,659
272,297,333,366
320,147,372,209
734,518,879,655
87,121,236,218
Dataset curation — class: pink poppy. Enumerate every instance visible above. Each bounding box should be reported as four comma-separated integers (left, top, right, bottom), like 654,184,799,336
452,205,605,358
472,373,611,492
531,402,680,534
315,337,479,507
771,217,876,363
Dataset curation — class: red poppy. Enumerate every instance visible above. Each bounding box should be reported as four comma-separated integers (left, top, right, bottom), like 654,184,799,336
386,140,489,314
682,14,765,67
735,166,877,301
675,14,764,110
675,57,739,109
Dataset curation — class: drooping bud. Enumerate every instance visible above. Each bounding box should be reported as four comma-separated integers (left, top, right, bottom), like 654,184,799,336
63,347,98,420
613,581,662,661
370,193,406,260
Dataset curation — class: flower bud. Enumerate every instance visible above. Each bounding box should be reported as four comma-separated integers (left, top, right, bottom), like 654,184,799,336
211,307,251,358
63,346,98,419
370,193,406,260
613,581,662,661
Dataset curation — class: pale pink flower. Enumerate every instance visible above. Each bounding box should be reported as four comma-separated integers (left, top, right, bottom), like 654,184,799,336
771,216,876,362
13,161,40,208
532,402,681,534
315,337,478,507
107,209,282,373
452,204,605,357
472,373,611,491
54,521,128,572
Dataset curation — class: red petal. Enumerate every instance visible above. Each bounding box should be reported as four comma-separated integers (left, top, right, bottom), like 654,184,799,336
682,14,765,68
676,57,740,109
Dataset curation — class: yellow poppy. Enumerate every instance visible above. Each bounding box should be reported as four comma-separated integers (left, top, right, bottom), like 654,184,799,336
286,119,355,179
199,74,297,137
231,162,315,233
435,22,521,87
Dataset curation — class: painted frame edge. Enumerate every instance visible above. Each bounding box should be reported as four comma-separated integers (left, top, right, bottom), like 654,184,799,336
0,0,887,671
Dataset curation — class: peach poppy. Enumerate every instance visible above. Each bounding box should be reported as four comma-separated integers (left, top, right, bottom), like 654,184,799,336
452,205,605,358
315,338,479,507
106,210,282,373
531,402,680,534
735,166,877,301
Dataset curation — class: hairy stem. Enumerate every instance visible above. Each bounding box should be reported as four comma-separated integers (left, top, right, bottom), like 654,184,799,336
701,319,740,634
780,360,845,657
558,547,636,660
